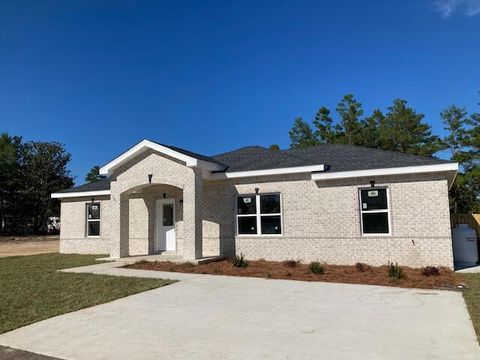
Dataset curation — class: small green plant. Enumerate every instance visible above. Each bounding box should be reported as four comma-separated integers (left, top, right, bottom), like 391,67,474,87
388,262,406,280
355,262,370,272
184,262,195,268
283,259,300,268
265,272,272,279
421,265,440,277
135,260,149,265
231,253,248,268
308,261,324,275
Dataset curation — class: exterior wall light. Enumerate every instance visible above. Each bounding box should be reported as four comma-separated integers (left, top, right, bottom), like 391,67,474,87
148,174,153,184
370,181,375,188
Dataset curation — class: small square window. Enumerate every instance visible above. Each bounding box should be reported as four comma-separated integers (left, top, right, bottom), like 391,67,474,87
87,221,100,236
87,203,100,219
360,189,388,211
260,194,281,214
238,216,257,235
362,213,389,234
261,215,282,234
237,196,257,215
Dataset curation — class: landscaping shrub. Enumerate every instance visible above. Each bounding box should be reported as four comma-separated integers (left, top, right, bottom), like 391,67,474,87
355,262,371,272
308,261,324,275
388,262,406,280
231,253,248,268
135,260,150,265
283,259,300,268
421,265,440,277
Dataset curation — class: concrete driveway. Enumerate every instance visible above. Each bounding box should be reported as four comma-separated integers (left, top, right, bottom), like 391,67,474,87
0,266,478,360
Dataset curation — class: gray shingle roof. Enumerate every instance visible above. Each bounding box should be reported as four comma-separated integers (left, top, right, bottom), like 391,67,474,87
284,144,453,173
147,140,227,168
56,177,111,193
58,144,454,194
212,144,453,173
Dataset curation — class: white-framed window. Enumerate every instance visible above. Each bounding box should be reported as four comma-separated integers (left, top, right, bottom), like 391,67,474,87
236,193,282,236
86,202,101,237
359,187,391,235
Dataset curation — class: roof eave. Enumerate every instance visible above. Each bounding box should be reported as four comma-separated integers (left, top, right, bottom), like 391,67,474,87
208,164,325,180
311,163,459,185
51,190,112,199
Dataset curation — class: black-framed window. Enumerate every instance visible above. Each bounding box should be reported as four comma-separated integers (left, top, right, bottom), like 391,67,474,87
86,203,100,237
237,194,282,235
359,188,390,235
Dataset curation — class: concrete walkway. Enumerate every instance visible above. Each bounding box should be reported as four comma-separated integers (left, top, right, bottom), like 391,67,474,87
0,262,479,360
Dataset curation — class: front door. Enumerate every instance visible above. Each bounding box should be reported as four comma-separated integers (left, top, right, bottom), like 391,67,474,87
155,199,176,252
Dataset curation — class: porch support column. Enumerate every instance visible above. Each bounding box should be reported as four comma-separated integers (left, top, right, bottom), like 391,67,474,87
183,167,203,260
109,184,129,258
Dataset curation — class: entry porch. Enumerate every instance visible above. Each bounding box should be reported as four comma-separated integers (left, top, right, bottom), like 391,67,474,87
109,179,203,261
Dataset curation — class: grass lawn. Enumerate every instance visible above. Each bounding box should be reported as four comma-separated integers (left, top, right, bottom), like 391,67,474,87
0,253,174,334
461,273,480,342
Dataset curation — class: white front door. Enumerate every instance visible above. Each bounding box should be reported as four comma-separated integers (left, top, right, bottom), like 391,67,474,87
155,199,176,252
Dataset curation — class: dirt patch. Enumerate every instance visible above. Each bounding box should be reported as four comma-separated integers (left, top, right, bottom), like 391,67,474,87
0,345,64,360
0,236,59,257
125,259,462,290
0,235,59,243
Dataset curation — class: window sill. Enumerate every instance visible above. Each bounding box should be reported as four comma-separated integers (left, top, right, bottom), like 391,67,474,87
236,234,283,237
361,233,392,237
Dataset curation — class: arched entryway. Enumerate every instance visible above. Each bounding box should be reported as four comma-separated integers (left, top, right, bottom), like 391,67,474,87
119,183,184,257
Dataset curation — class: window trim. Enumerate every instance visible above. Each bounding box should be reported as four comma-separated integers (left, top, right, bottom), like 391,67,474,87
86,202,101,238
358,187,392,236
236,193,283,237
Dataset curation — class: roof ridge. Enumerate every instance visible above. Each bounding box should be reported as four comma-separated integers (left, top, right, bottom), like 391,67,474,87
212,145,267,158
286,143,452,162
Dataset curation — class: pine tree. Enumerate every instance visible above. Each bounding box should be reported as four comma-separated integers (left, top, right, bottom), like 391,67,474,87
313,107,336,144
380,99,440,156
289,117,319,148
335,94,364,145
85,165,107,183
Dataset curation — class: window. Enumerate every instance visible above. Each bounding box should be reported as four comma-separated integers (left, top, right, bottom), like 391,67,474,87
237,194,282,235
359,188,390,235
86,203,100,237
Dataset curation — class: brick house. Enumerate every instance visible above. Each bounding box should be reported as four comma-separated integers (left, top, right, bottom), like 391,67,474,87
51,139,458,268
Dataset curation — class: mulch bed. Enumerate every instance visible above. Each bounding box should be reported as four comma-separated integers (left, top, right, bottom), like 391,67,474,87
125,259,463,290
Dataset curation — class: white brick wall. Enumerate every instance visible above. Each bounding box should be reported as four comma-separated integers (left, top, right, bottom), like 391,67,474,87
59,196,112,255
203,172,454,268
59,149,454,268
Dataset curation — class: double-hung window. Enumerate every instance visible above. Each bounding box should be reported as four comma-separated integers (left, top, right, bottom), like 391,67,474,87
359,188,390,235
86,203,101,237
237,193,282,235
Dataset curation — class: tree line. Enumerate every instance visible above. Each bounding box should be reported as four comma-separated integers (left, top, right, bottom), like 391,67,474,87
285,94,480,213
0,134,73,234
1,94,478,234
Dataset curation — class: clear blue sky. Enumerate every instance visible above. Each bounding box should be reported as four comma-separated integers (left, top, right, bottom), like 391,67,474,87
1,0,479,184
